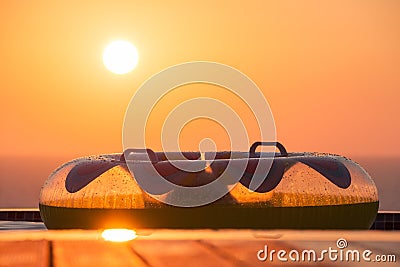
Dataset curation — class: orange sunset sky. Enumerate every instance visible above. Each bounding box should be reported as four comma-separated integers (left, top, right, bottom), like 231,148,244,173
1,1,399,159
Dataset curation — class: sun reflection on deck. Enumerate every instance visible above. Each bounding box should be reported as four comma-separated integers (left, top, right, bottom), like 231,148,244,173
102,229,137,242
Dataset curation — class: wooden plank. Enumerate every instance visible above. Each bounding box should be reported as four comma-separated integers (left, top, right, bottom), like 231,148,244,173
202,240,296,267
199,240,269,267
271,241,359,267
204,239,338,267
0,240,49,267
131,240,236,267
52,240,147,267
351,241,399,267
280,240,399,266
353,241,400,257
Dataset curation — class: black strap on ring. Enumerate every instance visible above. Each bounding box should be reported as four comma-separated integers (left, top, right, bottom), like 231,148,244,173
249,141,288,157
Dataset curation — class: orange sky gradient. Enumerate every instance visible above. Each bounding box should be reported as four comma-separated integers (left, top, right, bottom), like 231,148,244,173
1,1,399,159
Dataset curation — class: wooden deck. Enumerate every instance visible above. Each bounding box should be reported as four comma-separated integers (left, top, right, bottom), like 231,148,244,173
0,230,399,266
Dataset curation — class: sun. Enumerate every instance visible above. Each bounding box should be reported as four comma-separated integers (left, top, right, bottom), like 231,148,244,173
103,40,139,74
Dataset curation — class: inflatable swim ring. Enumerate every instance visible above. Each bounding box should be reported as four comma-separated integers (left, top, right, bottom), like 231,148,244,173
39,142,378,229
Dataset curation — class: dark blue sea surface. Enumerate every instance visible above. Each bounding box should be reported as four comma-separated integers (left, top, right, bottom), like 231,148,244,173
355,157,400,211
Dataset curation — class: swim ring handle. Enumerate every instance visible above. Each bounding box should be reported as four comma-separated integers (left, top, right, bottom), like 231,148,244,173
249,142,288,157
120,148,159,163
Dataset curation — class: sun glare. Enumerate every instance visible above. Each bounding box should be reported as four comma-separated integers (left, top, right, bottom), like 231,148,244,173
102,229,137,242
103,40,139,74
